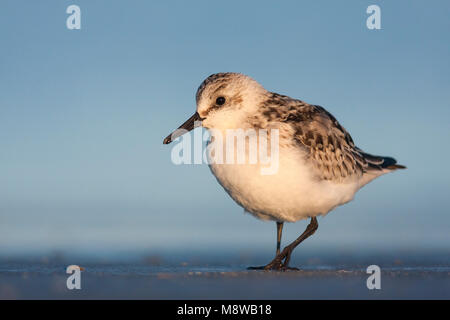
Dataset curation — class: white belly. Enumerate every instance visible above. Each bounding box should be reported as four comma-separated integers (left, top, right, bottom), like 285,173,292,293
208,146,360,222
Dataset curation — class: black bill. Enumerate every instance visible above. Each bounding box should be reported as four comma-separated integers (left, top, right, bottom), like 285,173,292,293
163,112,203,144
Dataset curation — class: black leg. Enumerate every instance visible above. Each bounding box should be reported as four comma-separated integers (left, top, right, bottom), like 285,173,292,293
276,222,283,256
248,221,284,270
263,217,318,271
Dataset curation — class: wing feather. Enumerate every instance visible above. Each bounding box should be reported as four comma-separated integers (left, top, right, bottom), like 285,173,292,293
260,93,403,182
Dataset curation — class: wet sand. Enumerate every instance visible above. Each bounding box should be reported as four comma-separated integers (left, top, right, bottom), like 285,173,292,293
1,262,449,299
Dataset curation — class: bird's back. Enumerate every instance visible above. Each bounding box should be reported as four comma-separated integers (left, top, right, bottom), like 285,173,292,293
258,93,405,185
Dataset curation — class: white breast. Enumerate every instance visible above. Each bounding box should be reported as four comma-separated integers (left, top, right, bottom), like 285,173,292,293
208,145,361,222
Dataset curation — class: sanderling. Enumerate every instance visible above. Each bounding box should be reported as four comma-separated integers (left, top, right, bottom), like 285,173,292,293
163,72,405,271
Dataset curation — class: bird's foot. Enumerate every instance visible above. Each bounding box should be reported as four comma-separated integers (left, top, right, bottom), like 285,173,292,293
248,263,298,272
247,257,283,271
247,266,266,270
248,249,299,271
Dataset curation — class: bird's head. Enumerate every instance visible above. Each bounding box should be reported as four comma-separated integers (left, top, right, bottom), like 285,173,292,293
163,73,266,144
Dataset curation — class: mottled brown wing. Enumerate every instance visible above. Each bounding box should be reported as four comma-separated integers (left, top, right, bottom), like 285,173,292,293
261,93,371,181
261,93,404,181
289,104,368,181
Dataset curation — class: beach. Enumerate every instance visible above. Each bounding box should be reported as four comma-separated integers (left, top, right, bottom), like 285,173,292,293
1,251,448,299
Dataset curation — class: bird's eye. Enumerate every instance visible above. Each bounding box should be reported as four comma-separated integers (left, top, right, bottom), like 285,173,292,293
216,97,226,106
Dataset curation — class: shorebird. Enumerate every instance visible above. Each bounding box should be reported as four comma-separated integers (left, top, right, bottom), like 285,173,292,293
163,73,405,270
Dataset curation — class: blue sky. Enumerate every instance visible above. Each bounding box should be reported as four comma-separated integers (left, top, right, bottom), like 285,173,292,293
0,0,449,258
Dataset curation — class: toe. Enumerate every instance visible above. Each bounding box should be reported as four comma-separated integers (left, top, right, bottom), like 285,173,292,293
247,266,265,270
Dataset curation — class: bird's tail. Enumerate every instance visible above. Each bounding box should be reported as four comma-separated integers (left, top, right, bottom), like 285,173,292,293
356,151,406,187
385,163,407,170
360,152,406,171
